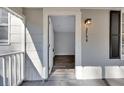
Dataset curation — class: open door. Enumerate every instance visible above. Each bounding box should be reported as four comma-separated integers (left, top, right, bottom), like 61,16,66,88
48,16,54,74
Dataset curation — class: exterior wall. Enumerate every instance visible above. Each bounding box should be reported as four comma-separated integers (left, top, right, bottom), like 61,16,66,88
81,9,124,79
43,8,82,79
23,8,43,80
11,8,124,80
0,8,24,85
0,14,23,53
1,8,124,81
54,32,75,55
0,8,24,54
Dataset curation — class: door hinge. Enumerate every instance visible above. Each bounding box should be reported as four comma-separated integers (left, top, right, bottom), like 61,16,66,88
48,44,50,48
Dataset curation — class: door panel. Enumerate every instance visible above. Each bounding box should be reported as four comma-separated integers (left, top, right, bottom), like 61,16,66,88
48,16,54,74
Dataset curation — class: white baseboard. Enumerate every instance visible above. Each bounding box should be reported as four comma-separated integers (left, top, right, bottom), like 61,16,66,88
55,53,75,55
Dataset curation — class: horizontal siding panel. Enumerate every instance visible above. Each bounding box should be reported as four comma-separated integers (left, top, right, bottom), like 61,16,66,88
25,55,43,80
25,56,43,63
11,15,23,26
0,44,22,51
24,8,43,81
26,51,43,60
26,25,43,34
0,60,3,86
10,43,22,48
26,43,43,51
11,34,23,43
11,26,24,34
26,34,43,43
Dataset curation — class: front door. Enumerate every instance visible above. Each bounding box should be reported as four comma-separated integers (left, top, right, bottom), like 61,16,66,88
48,16,54,74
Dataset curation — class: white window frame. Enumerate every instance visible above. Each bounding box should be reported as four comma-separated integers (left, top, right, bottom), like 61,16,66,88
0,10,11,45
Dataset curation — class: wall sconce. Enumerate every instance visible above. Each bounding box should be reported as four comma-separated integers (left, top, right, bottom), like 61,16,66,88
84,18,92,42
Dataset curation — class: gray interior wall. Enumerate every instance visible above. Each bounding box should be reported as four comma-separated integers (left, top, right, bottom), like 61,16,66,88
51,16,75,55
23,8,43,80
54,32,75,55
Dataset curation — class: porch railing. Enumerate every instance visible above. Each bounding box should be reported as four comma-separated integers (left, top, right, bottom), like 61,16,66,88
0,51,25,86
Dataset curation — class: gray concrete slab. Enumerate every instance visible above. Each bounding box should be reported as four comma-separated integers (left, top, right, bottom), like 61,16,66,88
21,79,108,86
21,68,107,86
20,68,124,86
106,79,124,86
48,75,76,81
21,81,44,86
43,81,61,86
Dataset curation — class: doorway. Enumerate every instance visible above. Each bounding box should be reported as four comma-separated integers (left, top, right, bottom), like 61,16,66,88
43,8,82,79
48,16,75,75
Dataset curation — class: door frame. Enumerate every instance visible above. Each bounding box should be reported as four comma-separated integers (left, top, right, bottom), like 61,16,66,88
43,8,82,79
48,16,54,74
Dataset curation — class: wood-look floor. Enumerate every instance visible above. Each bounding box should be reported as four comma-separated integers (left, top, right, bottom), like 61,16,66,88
49,55,76,81
53,55,75,69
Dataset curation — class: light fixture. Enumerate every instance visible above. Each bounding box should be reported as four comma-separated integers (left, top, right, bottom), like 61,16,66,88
84,18,92,42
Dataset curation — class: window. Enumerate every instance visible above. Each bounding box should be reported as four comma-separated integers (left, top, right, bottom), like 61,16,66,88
0,8,10,44
110,11,121,59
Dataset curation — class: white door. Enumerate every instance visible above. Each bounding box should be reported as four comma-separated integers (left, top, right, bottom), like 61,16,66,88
48,16,54,74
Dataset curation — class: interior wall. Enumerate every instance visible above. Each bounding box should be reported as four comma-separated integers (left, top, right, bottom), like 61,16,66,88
23,8,44,80
54,32,75,55
51,16,75,55
81,9,124,79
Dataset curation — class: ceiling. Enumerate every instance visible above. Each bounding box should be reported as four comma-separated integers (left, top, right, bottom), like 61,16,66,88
51,16,75,32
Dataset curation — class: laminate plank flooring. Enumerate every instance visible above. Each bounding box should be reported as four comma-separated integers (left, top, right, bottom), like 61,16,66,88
53,55,75,69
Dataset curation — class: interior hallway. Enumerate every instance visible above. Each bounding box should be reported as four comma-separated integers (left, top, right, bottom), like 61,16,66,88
53,55,75,69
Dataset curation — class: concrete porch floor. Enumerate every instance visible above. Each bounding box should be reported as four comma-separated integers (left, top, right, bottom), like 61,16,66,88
20,69,124,86
20,79,124,86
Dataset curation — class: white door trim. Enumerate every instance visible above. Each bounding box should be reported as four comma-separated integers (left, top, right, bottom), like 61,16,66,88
43,8,82,79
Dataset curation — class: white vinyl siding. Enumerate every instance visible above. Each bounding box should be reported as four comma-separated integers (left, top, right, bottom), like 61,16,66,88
0,8,25,85
23,8,43,80
0,8,24,58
